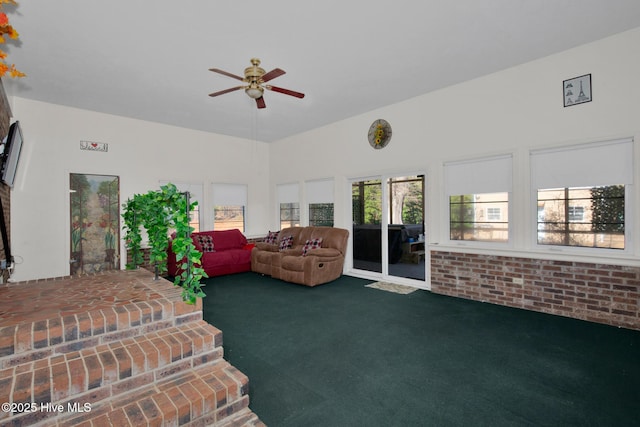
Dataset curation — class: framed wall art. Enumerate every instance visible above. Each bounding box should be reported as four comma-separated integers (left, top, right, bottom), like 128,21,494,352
70,173,120,275
563,74,592,107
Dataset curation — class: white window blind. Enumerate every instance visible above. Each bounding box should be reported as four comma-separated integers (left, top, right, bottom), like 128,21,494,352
531,138,633,189
277,182,299,203
444,154,513,195
305,179,334,204
212,183,247,206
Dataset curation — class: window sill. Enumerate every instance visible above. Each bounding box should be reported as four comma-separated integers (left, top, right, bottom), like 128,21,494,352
429,243,640,268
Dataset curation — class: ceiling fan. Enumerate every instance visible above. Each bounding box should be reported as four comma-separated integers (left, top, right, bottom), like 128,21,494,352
209,58,305,109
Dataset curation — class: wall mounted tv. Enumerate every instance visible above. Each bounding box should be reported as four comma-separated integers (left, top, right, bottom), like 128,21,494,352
1,120,23,188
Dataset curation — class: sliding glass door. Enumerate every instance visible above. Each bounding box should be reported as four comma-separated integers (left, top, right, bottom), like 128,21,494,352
352,179,383,273
388,175,425,281
351,174,425,284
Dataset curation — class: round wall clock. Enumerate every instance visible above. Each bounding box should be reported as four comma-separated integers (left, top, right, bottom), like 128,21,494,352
368,119,392,149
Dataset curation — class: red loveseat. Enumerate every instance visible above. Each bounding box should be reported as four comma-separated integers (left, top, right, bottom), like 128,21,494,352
167,229,254,277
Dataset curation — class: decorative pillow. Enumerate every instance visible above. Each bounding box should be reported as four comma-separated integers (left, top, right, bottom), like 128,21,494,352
264,230,280,245
302,237,323,256
279,235,294,251
196,235,215,252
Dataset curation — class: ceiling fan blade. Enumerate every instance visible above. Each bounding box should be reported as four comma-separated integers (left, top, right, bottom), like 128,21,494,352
209,68,245,81
266,85,305,99
256,96,266,109
209,86,244,97
261,68,286,83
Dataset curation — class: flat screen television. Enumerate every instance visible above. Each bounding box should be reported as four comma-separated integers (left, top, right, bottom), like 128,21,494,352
1,120,23,188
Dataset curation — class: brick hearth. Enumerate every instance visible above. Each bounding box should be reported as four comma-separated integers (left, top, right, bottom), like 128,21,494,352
0,269,264,426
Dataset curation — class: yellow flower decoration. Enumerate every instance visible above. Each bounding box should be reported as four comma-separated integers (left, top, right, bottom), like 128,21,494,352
0,0,24,78
374,124,385,145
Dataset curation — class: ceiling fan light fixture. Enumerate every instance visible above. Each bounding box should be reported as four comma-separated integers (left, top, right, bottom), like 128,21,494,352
245,85,264,99
209,58,304,109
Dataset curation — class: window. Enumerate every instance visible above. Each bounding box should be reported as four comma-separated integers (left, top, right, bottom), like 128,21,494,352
531,138,632,251
212,183,247,232
189,205,201,232
389,176,424,225
306,179,334,227
214,205,245,231
309,203,334,226
449,193,509,242
445,155,512,243
278,183,300,229
487,207,502,221
537,186,624,249
280,202,300,228
568,206,584,222
352,179,382,225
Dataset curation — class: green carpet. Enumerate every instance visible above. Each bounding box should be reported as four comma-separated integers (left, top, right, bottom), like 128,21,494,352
201,272,640,427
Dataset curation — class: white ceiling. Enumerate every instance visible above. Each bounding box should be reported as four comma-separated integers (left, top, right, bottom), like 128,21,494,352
3,1,640,142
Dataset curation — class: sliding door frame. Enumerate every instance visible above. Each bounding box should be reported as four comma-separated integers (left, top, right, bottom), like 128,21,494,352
346,170,430,290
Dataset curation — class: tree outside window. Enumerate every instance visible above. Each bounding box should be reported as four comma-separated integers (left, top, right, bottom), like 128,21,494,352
309,203,334,226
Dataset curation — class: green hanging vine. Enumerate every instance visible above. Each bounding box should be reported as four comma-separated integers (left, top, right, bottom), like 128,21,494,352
122,183,207,304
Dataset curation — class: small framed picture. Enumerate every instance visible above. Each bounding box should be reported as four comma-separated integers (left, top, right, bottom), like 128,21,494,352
563,74,592,107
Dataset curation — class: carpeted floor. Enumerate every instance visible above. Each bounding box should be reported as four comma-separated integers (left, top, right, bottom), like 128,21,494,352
201,272,640,427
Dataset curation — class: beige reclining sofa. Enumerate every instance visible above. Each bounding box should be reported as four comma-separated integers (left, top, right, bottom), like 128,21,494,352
251,226,349,287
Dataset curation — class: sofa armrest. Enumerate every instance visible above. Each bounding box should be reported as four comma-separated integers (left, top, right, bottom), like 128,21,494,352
255,242,279,252
304,248,341,258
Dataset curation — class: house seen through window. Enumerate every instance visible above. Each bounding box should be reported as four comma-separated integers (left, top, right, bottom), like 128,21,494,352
537,185,624,249
449,192,509,242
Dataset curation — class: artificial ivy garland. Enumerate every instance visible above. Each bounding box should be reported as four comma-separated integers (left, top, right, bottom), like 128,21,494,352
122,183,207,304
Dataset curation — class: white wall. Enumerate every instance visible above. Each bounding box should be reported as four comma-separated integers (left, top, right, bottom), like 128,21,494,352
270,27,640,266
8,27,640,282
8,98,270,281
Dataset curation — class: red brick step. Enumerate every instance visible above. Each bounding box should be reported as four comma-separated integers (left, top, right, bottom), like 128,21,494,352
0,276,202,368
57,359,257,426
1,320,221,408
0,271,264,426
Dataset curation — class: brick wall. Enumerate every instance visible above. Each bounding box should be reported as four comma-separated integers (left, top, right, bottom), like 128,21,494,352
247,235,265,244
431,250,640,330
125,247,166,274
0,79,12,284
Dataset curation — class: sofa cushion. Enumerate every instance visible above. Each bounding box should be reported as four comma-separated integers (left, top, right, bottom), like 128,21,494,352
281,254,305,272
201,248,250,267
302,237,323,256
264,230,279,244
278,227,305,245
202,229,248,251
200,248,251,277
195,234,215,252
279,235,294,251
